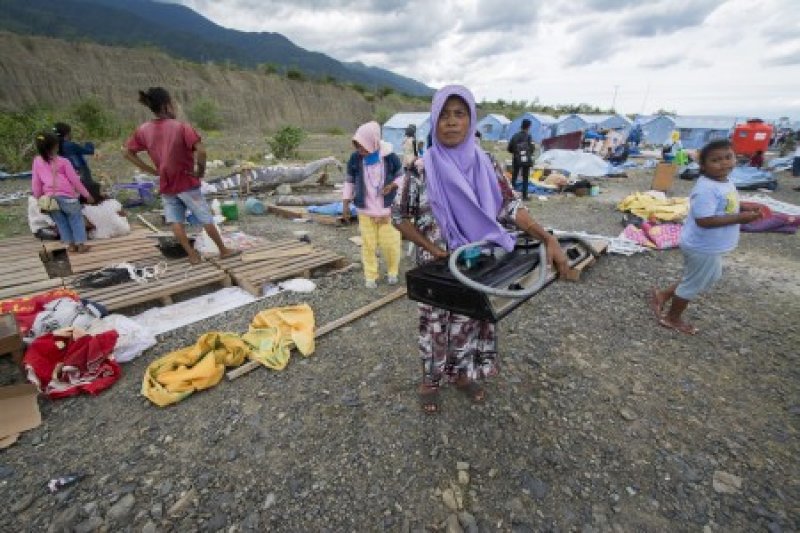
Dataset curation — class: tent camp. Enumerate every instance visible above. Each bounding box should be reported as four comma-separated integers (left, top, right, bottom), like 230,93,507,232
673,116,739,149
507,113,558,143
554,114,590,136
578,114,632,132
382,112,431,154
476,114,511,141
637,115,677,145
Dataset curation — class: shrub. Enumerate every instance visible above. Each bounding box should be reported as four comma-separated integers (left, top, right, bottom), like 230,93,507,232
189,98,222,130
258,63,279,75
350,83,367,94
375,106,392,125
377,86,394,99
286,68,305,81
70,97,121,138
267,125,306,159
0,106,55,172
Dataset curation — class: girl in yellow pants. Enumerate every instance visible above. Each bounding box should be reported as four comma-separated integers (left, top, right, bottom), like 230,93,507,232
343,122,405,288
358,214,401,286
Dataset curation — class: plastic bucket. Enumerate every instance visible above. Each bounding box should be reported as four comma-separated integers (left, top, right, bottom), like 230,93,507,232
220,201,239,221
244,197,265,215
590,184,600,196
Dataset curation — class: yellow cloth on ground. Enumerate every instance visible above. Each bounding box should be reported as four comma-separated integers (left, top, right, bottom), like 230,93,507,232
617,193,689,222
244,304,315,370
142,305,316,406
142,332,250,407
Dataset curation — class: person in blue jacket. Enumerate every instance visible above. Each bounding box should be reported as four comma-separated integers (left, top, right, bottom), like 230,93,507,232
54,122,102,203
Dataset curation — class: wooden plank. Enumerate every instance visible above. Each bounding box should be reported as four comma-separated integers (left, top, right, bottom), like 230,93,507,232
241,245,313,263
73,269,229,312
267,204,306,219
0,279,65,301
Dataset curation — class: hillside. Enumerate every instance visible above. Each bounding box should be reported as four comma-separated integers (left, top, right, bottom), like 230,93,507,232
0,0,434,97
0,32,390,133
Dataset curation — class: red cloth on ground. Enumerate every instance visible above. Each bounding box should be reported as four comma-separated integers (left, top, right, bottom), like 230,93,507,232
0,289,79,337
24,329,120,399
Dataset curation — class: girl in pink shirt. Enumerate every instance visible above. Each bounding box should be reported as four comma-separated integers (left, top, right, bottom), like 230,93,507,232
31,132,94,252
342,121,404,288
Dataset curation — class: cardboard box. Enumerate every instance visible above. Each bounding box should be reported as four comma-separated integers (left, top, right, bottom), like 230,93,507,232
651,163,677,192
0,384,41,448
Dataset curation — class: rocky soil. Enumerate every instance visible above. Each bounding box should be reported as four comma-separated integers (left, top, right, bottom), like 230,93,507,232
0,163,798,532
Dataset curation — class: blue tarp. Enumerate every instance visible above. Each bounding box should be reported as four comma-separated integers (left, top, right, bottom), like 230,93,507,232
729,166,777,191
307,201,357,216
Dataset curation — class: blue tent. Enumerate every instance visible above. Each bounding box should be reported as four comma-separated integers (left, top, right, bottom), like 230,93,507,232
554,114,590,136
577,114,632,132
637,115,676,145
382,112,431,154
673,116,739,149
476,114,511,141
507,112,557,143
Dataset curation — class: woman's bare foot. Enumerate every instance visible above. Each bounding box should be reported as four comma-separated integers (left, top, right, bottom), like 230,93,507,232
187,252,203,265
68,244,78,252
75,244,91,254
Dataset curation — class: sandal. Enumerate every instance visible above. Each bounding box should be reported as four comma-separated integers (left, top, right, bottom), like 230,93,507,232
658,317,698,335
418,385,441,415
456,378,486,403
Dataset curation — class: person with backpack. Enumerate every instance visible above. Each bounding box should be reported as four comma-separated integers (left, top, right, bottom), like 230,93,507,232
507,119,535,200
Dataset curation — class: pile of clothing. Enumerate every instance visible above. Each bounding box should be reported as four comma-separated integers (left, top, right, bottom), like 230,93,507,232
0,289,156,399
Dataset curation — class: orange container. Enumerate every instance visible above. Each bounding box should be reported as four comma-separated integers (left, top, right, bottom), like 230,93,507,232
732,119,773,156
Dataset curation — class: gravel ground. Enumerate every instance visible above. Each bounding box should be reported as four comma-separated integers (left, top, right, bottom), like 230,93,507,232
0,165,798,532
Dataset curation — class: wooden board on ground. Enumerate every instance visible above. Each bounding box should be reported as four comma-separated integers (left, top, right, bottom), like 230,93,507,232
307,212,352,226
0,279,66,302
66,257,231,312
210,239,349,296
227,287,407,380
267,205,307,220
0,236,60,300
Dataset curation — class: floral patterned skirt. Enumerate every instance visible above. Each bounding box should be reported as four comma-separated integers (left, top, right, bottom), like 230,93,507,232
417,303,498,386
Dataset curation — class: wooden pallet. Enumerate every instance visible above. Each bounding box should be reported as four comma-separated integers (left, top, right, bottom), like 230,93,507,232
210,239,349,296
66,257,232,312
0,236,62,300
44,228,165,275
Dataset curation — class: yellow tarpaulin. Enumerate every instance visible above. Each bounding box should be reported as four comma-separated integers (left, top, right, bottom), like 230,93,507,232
142,304,315,406
617,193,689,222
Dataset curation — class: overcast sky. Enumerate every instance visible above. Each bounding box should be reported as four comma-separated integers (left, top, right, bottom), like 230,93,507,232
173,0,799,119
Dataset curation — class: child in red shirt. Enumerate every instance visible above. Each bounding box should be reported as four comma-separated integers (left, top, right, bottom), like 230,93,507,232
123,87,237,264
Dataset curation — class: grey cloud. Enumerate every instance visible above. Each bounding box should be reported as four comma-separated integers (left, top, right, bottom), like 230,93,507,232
765,48,800,66
460,1,541,33
564,25,623,66
621,0,722,37
580,0,642,11
639,54,684,69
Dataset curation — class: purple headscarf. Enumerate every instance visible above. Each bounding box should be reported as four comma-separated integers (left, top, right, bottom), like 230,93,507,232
423,85,515,252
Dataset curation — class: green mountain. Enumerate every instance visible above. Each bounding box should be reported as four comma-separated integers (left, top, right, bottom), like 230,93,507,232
0,0,434,97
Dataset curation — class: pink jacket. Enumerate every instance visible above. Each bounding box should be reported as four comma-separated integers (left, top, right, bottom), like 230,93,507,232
32,156,91,200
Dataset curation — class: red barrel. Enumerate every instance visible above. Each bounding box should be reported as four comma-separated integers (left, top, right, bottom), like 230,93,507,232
732,119,773,156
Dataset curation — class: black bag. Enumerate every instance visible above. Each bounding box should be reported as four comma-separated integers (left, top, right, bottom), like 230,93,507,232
514,134,533,167
72,267,131,289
